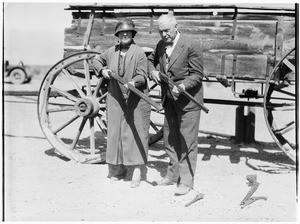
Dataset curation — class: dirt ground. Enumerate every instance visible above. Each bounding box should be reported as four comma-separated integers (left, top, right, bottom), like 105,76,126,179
2,74,298,222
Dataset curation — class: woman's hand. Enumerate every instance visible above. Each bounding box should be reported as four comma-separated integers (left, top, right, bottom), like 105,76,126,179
124,80,135,89
101,69,112,79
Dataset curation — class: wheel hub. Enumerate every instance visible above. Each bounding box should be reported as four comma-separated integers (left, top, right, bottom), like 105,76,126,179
14,73,21,80
74,97,100,117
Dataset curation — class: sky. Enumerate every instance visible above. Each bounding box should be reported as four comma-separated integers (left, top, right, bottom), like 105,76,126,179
1,0,297,66
3,2,72,65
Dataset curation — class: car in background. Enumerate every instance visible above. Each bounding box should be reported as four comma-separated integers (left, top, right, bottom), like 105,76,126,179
4,60,32,84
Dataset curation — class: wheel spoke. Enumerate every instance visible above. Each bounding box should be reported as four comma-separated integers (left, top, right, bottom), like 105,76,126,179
273,89,295,97
50,85,78,102
95,116,107,134
97,92,108,102
89,118,95,155
150,121,159,132
274,121,295,135
272,105,295,111
269,96,294,101
53,114,80,134
93,70,104,97
149,82,158,90
84,60,92,96
283,58,295,73
48,102,74,107
98,109,107,117
62,69,86,98
70,117,87,150
47,106,75,113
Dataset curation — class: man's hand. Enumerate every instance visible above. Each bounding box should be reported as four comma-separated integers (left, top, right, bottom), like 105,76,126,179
124,80,135,89
101,69,112,79
172,83,185,98
150,70,161,84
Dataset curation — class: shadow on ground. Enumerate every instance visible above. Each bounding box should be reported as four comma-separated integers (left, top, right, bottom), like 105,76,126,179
148,135,296,175
5,130,295,178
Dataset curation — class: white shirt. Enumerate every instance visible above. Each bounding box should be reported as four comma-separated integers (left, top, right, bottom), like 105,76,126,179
165,32,180,58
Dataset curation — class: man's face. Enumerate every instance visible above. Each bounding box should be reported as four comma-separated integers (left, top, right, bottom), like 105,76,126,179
158,22,177,44
118,31,133,45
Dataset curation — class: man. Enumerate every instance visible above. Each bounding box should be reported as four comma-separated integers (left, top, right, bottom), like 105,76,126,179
148,14,204,195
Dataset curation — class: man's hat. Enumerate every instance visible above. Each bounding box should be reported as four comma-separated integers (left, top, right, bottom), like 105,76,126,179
115,18,137,37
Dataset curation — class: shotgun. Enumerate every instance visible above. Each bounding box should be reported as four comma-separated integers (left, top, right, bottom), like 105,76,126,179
108,72,163,112
159,72,209,113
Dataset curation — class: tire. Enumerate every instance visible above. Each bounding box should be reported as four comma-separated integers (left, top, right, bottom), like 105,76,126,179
9,68,27,84
263,48,296,163
37,51,108,164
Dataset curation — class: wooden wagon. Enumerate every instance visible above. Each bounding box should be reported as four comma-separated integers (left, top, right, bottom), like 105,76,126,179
37,3,297,164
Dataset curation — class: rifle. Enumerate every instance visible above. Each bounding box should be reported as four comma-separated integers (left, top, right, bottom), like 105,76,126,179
108,72,163,112
159,72,209,113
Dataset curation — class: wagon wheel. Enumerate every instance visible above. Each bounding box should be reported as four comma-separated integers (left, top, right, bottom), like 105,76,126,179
38,51,164,163
263,48,296,163
38,51,108,164
9,68,27,84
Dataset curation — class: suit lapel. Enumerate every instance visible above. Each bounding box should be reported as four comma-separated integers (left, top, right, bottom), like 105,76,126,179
168,35,184,70
159,44,167,74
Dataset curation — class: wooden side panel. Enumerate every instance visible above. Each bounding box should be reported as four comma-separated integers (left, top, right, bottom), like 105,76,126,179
64,15,295,79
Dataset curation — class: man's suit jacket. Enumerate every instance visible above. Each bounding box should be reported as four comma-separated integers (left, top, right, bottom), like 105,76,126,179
148,34,204,111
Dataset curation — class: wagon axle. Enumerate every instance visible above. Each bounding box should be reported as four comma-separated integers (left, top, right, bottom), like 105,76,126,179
74,97,100,118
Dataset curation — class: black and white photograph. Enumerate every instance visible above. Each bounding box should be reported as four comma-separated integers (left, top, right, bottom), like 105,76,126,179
1,0,298,222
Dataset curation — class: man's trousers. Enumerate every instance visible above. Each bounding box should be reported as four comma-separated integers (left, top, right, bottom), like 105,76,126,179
163,98,201,188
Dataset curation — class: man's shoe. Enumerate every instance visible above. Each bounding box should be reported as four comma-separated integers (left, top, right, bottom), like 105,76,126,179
174,184,191,196
157,178,176,186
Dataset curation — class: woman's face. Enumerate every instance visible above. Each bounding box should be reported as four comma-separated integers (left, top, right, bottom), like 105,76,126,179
118,31,133,45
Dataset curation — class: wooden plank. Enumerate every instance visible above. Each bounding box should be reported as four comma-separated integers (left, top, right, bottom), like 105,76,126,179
65,4,294,12
82,10,95,48
275,16,284,60
101,17,105,35
71,11,288,20
63,9,294,81
149,13,153,34
4,91,39,96
231,17,237,39
65,4,241,11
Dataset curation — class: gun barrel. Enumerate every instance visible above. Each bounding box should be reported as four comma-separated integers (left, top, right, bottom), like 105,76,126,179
159,73,209,113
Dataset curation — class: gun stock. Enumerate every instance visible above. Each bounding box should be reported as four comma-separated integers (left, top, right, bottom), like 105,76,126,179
109,72,163,111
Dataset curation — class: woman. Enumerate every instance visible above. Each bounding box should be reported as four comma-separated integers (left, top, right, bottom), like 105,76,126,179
93,18,151,188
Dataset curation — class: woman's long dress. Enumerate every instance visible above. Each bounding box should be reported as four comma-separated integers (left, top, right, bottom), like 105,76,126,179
94,43,151,165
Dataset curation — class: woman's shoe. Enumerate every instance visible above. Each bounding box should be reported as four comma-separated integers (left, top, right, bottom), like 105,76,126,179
110,168,127,181
130,167,141,188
